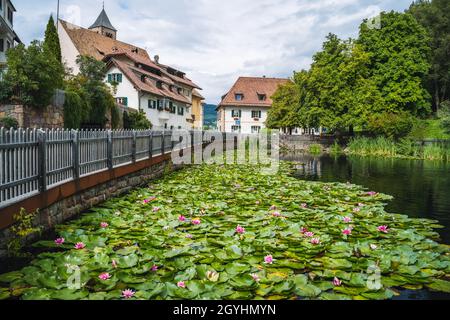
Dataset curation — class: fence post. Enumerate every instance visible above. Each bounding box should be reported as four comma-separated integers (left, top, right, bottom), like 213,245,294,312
37,129,47,192
149,131,153,160
161,131,165,155
132,131,137,163
107,130,113,169
71,130,79,180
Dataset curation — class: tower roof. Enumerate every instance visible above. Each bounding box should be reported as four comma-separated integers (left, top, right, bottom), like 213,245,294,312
89,8,117,31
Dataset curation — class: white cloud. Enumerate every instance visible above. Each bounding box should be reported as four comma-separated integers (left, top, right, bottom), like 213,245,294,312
13,0,412,103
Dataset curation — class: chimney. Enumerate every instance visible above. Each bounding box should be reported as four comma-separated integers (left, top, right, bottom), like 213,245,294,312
154,55,160,64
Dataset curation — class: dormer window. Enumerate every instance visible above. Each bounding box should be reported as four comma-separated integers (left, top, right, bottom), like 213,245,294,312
177,88,182,94
258,94,267,101
235,94,244,101
141,75,146,82
156,81,163,89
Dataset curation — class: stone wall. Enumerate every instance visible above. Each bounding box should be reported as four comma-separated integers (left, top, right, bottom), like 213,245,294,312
0,104,25,127
0,104,64,129
280,135,338,152
0,158,181,257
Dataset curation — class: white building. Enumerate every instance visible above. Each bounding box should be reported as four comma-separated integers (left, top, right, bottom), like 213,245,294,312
58,7,202,130
0,0,20,69
217,77,289,134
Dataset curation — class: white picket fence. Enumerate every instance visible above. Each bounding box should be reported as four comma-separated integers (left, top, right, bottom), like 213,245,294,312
0,128,203,209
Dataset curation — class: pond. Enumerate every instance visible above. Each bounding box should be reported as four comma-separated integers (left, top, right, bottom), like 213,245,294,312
286,153,450,300
0,162,449,300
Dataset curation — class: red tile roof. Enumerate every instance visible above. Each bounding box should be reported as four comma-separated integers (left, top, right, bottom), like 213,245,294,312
60,20,149,61
60,19,201,90
111,59,191,105
219,77,290,107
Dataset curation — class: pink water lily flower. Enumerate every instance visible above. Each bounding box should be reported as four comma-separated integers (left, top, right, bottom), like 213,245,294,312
186,234,193,239
236,225,246,234
264,255,273,264
272,211,281,217
304,231,315,238
55,238,65,246
74,242,86,250
301,203,308,208
177,281,186,288
378,225,389,233
255,201,261,205
353,207,361,213
100,222,109,228
367,191,378,197
251,274,261,282
300,227,308,234
342,228,352,236
310,238,321,245
343,216,352,223
192,219,201,225
122,289,135,299
358,203,365,207
270,205,277,211
99,273,111,281
151,265,159,272
152,207,161,212
179,215,187,222
333,277,342,287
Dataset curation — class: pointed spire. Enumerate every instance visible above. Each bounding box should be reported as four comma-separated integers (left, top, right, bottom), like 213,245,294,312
89,5,117,31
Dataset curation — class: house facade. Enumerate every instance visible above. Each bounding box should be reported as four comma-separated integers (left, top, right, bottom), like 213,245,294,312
58,8,203,130
191,90,205,129
0,0,20,68
217,77,289,134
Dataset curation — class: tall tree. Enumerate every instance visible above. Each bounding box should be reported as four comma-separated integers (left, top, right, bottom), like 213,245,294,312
409,0,450,112
358,11,432,116
43,15,62,62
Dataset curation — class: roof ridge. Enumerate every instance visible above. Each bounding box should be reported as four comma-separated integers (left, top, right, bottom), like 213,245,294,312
59,19,147,52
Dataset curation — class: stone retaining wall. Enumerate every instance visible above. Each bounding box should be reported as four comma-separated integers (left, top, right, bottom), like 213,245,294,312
0,104,64,128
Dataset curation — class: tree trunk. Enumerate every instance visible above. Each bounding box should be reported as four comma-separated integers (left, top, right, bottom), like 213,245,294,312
434,81,440,113
349,125,354,137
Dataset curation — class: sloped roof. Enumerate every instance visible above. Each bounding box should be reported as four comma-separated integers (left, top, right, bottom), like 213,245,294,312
59,19,149,61
219,77,290,107
89,9,117,31
110,58,191,105
192,89,205,100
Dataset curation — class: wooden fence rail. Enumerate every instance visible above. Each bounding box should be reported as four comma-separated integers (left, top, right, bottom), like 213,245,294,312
0,128,225,209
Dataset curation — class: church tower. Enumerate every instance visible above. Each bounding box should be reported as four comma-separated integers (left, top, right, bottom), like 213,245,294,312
89,5,117,39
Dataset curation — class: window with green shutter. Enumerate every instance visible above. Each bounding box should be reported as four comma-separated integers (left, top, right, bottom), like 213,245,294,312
108,73,123,83
117,97,128,106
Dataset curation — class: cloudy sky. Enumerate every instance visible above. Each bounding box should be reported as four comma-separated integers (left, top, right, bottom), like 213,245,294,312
14,0,412,104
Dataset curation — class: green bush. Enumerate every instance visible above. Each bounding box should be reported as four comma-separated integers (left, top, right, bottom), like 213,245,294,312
63,90,87,129
439,101,450,135
123,110,152,130
111,105,121,129
330,141,342,154
0,116,19,129
308,144,322,155
367,111,415,140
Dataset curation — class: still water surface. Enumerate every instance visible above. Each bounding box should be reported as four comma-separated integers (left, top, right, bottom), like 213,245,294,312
285,154,450,300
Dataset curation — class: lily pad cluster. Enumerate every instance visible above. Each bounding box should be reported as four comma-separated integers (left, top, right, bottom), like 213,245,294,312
0,163,449,300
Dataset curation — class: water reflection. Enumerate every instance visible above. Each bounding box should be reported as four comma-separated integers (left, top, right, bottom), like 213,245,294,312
283,153,450,243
